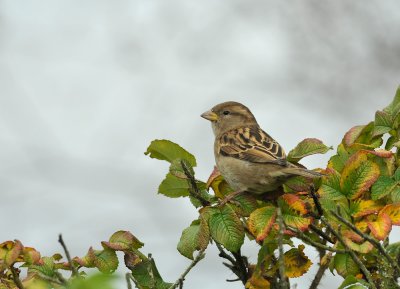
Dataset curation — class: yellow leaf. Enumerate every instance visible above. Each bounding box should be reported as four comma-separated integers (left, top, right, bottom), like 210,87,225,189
368,212,392,240
248,206,277,242
381,203,400,225
284,245,312,278
246,269,270,289
351,200,383,218
281,194,308,215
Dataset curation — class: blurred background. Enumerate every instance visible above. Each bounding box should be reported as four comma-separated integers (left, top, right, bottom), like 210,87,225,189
1,1,399,288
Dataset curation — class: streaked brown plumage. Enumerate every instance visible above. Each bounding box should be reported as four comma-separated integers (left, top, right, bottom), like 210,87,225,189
201,101,320,196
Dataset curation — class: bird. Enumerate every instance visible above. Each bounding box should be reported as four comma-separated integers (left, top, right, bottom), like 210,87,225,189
201,101,320,202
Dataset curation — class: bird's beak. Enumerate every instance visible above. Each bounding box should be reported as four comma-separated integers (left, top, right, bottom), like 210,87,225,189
201,110,218,121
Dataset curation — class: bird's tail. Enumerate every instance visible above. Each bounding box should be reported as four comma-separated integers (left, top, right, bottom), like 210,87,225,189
282,167,323,178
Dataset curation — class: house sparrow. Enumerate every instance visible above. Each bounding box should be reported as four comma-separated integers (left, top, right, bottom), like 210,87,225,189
201,101,320,200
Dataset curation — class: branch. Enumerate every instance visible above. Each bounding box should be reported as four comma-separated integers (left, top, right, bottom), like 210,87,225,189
287,226,346,254
181,160,210,206
309,224,334,244
309,185,323,218
216,243,248,285
277,206,289,289
126,273,133,289
168,249,206,289
330,209,400,276
58,234,79,277
308,253,332,289
10,266,24,289
320,216,377,289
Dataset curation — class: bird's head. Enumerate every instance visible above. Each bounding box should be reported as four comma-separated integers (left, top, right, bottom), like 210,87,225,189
201,101,257,136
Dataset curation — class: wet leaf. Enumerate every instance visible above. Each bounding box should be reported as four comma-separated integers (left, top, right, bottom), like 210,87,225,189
287,138,331,162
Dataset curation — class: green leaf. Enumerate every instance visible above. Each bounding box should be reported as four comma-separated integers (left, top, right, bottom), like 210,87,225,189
29,257,57,278
338,275,370,289
128,254,172,289
373,110,393,136
92,248,119,273
231,194,259,217
177,220,209,260
340,152,380,199
333,253,359,278
371,176,397,200
102,231,144,251
248,205,277,242
343,125,366,147
158,173,190,198
287,138,331,162
328,144,349,173
318,170,343,200
205,205,244,252
383,86,400,124
145,139,196,166
394,167,400,181
69,274,117,289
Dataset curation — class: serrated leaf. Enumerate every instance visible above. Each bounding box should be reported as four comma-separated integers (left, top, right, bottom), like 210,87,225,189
0,240,23,267
281,194,308,215
381,203,400,225
368,212,392,241
29,257,57,278
248,205,277,242
371,176,397,200
350,200,383,218
177,220,209,260
340,152,380,199
128,256,172,289
343,125,366,147
373,110,393,137
338,275,370,289
102,231,144,251
343,232,373,253
287,138,331,162
205,205,244,252
92,248,118,273
328,144,349,173
279,198,312,231
283,245,312,278
333,253,360,278
158,173,190,198
394,167,400,181
145,139,196,167
232,194,259,217
318,169,343,200
73,247,95,268
245,269,271,289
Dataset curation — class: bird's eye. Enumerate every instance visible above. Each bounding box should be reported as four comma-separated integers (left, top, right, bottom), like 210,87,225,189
223,110,230,115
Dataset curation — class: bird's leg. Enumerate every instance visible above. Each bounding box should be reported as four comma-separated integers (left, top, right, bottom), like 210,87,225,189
218,190,244,206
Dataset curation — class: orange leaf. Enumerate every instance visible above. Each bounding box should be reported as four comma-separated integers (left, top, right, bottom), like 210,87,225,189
368,212,392,240
206,166,221,189
282,194,308,215
381,203,400,225
248,206,277,242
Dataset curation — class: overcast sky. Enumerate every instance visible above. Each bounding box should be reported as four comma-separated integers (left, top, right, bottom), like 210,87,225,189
1,1,399,288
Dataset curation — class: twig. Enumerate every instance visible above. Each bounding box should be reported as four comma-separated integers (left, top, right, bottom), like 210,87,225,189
320,217,377,289
126,273,133,289
216,243,248,284
10,266,24,289
309,185,323,218
277,206,289,289
287,226,346,254
309,224,334,244
308,253,332,289
168,248,206,289
330,209,400,276
58,234,79,277
181,160,210,206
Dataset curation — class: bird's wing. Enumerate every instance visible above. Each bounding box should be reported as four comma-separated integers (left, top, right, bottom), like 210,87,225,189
218,127,288,166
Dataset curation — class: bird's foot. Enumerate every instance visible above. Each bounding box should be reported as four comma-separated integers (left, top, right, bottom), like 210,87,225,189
218,191,243,206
